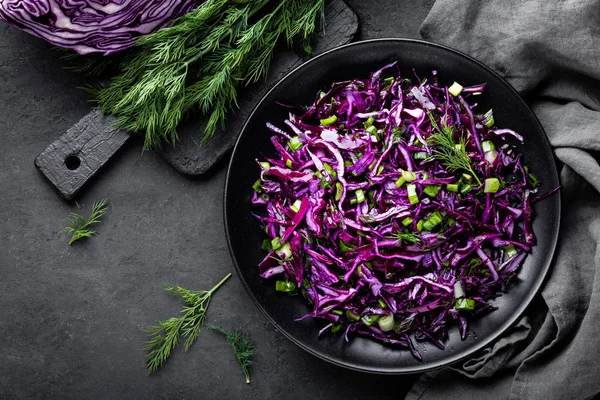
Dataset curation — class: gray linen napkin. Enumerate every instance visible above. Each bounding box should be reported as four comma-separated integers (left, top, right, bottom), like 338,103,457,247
408,1,600,399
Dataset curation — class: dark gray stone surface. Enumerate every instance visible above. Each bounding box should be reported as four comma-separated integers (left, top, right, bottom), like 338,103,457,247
0,1,434,399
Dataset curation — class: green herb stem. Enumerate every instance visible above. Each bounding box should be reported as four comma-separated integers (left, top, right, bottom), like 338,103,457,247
209,272,232,295
144,273,232,374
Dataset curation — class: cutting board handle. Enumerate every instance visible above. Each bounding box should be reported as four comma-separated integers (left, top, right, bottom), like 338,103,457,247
34,109,130,200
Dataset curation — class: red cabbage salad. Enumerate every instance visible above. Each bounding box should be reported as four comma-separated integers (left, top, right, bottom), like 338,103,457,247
251,62,542,360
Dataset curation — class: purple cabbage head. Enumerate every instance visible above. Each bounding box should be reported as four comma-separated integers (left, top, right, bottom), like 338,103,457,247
0,0,199,55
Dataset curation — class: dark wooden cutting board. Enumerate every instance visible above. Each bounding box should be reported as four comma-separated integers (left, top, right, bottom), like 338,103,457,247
35,0,359,200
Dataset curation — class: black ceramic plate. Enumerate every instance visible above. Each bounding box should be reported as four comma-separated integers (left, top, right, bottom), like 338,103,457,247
224,39,560,374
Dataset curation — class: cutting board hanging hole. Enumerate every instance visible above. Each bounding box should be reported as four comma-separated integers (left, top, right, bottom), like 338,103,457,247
64,154,81,170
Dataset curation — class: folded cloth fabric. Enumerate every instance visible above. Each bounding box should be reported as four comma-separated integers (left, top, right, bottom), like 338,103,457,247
408,1,600,399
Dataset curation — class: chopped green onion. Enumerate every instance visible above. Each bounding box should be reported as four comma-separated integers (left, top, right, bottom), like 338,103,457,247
364,116,375,128
271,237,283,250
402,217,413,227
376,165,384,176
290,199,302,213
335,182,343,201
483,140,498,163
455,298,475,311
367,190,374,201
323,162,337,179
275,280,296,293
288,136,303,151
315,170,331,188
414,151,428,160
528,171,539,188
346,310,360,322
331,324,343,333
429,211,443,225
383,76,395,89
276,242,292,259
356,189,366,204
483,109,495,128
485,149,498,164
460,184,473,195
361,315,380,326
395,176,406,188
261,239,271,251
252,179,262,193
453,281,465,299
320,115,338,126
331,310,344,316
423,185,441,197
285,159,293,168
448,81,464,97
460,173,472,184
319,91,326,99
401,169,417,182
417,220,424,232
344,160,353,167
377,314,395,332
392,125,406,139
446,183,459,193
482,140,496,152
366,125,377,135
377,299,387,309
423,211,443,231
504,244,518,258
259,161,270,170
406,183,419,205
368,159,377,171
484,178,500,193
339,239,355,253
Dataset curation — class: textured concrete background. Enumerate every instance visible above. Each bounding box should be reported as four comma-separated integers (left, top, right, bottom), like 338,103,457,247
0,1,435,399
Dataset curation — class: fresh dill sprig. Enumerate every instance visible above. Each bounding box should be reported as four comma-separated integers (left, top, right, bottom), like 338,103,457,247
61,199,108,245
209,325,256,384
89,0,325,149
428,113,482,186
144,273,231,374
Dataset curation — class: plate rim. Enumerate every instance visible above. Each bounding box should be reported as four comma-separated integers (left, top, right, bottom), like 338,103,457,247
223,37,561,374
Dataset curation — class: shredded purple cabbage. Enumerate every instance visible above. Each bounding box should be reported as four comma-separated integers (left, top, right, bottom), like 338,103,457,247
252,63,542,360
